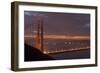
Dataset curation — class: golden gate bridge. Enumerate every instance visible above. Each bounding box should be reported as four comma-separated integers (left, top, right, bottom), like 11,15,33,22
25,15,90,54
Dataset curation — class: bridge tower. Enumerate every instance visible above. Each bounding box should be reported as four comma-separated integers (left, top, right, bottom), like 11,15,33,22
35,15,44,52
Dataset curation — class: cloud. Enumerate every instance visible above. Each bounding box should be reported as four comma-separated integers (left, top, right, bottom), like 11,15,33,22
24,12,39,16
24,11,48,19
24,12,32,16
84,23,90,28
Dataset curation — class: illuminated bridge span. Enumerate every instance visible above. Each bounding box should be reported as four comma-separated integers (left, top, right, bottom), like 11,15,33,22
43,46,90,54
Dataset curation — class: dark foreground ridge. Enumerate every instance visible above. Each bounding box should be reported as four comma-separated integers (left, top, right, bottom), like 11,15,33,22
24,43,54,61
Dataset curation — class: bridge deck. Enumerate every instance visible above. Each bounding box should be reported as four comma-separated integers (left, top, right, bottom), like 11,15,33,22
43,46,90,54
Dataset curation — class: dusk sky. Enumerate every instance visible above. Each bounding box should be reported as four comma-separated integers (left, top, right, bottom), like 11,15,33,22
24,11,90,36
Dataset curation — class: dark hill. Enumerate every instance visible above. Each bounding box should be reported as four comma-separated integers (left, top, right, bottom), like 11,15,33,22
24,43,54,61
